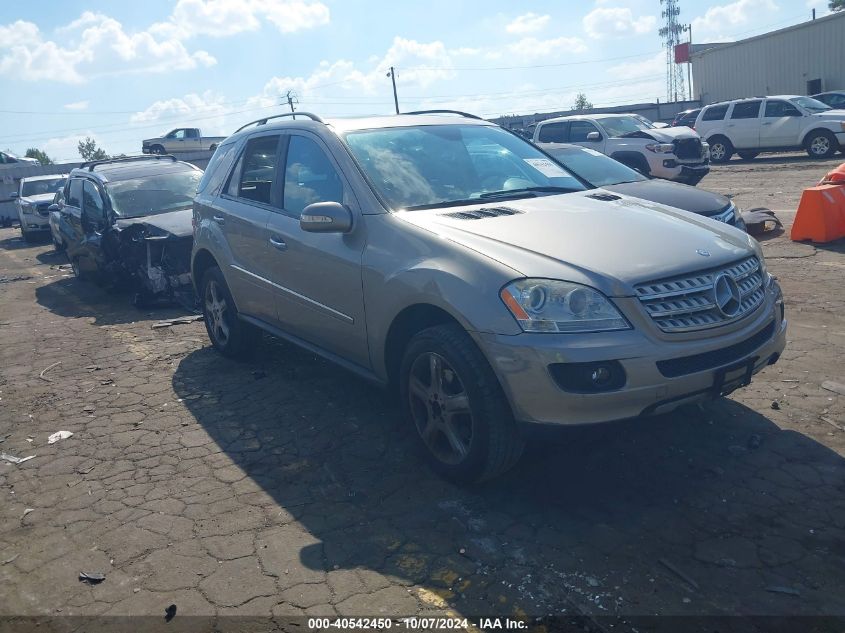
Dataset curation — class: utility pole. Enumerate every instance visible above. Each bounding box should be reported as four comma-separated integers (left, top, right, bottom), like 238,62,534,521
386,67,399,114
687,24,693,101
284,90,298,119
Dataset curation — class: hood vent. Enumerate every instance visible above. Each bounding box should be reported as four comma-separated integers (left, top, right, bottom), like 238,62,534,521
586,192,622,202
442,207,523,220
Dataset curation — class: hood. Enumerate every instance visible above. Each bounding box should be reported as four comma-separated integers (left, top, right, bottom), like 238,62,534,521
601,179,730,216
619,125,701,142
115,208,193,238
811,111,845,122
395,191,755,296
20,193,57,205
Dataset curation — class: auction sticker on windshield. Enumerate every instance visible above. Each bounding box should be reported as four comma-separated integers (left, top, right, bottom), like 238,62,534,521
523,158,569,178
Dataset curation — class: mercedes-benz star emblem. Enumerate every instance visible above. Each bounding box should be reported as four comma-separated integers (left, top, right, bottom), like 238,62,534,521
713,273,742,317
696,249,711,257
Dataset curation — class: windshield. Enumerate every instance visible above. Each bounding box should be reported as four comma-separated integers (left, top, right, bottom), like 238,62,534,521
107,170,202,218
343,124,585,210
22,177,67,197
546,146,646,187
790,96,831,113
599,116,654,138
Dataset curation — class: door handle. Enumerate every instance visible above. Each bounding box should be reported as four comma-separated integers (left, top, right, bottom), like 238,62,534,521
212,215,225,225
269,236,287,251
762,122,772,125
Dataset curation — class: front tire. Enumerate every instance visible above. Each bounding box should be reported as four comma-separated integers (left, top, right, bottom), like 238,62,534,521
399,324,524,484
150,144,166,155
53,234,65,252
201,266,259,358
806,130,838,158
21,227,33,243
708,137,734,163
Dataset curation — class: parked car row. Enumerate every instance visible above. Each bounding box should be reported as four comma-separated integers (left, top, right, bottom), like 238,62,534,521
14,111,786,483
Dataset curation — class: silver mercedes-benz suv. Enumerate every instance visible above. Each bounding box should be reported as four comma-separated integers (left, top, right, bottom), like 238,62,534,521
191,110,786,483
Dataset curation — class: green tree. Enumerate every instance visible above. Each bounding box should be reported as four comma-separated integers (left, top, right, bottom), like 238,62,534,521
24,148,53,165
571,92,593,111
830,0,844,11
77,137,109,161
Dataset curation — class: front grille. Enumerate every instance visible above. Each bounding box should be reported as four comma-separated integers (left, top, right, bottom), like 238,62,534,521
37,204,51,217
635,256,766,332
673,138,703,160
442,207,522,220
657,321,775,377
706,203,737,226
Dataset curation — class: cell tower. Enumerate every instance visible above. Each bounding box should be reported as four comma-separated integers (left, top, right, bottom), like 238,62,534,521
659,0,687,102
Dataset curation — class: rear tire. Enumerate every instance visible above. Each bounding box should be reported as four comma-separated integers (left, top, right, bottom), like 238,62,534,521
737,151,759,161
200,266,260,359
70,257,90,282
805,130,838,158
708,136,734,163
21,228,32,243
399,324,525,484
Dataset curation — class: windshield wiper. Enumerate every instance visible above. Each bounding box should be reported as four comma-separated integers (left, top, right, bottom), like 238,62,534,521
479,186,578,199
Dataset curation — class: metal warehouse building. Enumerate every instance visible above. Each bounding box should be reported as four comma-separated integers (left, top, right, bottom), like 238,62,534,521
691,11,845,105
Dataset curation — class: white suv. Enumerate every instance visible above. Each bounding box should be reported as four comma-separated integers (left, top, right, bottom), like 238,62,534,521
694,96,845,163
532,113,710,185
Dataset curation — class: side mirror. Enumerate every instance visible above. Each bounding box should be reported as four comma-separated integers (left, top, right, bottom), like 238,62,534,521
48,204,60,212
10,192,18,199
586,131,601,141
300,201,353,233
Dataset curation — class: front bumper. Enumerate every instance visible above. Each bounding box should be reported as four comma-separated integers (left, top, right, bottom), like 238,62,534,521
19,214,50,230
475,280,786,425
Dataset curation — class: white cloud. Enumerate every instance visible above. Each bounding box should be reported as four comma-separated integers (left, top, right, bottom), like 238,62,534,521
606,52,664,80
0,13,216,83
507,36,588,59
506,13,550,34
63,100,89,111
692,0,779,40
40,131,106,163
583,7,657,39
151,0,330,38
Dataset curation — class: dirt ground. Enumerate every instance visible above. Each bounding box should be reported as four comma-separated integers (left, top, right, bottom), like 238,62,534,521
1,154,844,632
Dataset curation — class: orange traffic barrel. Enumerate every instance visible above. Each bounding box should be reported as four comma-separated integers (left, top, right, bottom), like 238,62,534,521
818,162,845,186
790,184,845,243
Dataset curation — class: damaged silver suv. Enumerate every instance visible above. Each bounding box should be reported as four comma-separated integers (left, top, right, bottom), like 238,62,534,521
192,111,786,483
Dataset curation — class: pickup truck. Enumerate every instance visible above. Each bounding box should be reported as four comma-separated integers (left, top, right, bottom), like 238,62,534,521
141,128,226,155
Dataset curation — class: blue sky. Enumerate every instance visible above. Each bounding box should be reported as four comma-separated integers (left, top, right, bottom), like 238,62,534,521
0,0,827,161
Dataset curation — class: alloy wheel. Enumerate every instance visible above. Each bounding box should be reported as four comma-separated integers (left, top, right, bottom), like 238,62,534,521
710,143,726,161
407,352,474,465
205,279,230,347
810,136,830,156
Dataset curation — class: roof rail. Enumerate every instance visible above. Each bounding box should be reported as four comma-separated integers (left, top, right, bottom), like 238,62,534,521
235,112,324,133
404,109,484,120
81,154,177,172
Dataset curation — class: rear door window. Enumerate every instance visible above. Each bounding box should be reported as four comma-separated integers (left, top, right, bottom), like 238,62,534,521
537,122,569,143
702,104,729,121
227,135,280,205
730,101,762,119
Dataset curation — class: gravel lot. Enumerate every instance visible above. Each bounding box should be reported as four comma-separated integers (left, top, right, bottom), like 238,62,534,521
1,154,844,630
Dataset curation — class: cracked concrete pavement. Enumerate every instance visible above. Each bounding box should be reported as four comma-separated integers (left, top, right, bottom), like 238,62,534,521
0,155,844,629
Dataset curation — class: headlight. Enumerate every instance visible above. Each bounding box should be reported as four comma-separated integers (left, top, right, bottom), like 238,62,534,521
21,203,34,214
500,279,630,333
840,122,845,132
645,143,675,154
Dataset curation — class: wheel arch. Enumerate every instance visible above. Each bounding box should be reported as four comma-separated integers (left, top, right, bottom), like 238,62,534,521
800,126,838,147
191,247,219,296
610,151,651,175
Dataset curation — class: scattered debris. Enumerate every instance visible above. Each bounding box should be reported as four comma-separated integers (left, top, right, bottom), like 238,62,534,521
39,361,62,382
740,208,783,236
0,275,33,284
747,434,762,450
1,452,36,465
83,405,95,413
821,381,845,396
21,508,34,519
152,315,204,329
165,604,177,622
48,431,73,445
2,554,19,565
658,557,699,590
770,401,780,410
820,416,843,431
86,365,101,372
76,465,95,475
0,434,9,444
728,445,747,456
586,576,600,588
765,585,800,597
78,571,106,585
100,379,114,386
781,379,799,383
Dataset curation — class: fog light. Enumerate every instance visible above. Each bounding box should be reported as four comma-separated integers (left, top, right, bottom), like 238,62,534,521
549,360,626,393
